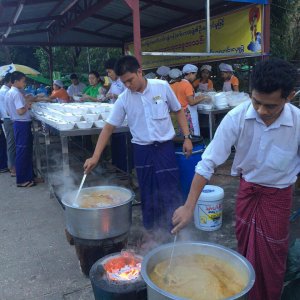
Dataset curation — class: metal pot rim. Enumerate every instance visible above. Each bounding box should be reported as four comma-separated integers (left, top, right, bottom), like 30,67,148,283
141,241,255,300
62,185,134,210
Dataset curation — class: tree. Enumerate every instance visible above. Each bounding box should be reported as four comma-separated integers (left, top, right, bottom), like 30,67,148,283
34,47,122,77
0,46,39,68
270,0,300,61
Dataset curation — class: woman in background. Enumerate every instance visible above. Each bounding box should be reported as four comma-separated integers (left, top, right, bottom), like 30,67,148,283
198,65,214,92
81,71,105,102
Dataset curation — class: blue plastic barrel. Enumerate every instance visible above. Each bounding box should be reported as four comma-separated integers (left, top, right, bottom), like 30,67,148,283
175,143,205,198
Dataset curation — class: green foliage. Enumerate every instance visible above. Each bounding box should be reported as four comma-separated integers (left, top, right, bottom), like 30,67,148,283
34,47,122,78
0,46,39,69
270,0,300,60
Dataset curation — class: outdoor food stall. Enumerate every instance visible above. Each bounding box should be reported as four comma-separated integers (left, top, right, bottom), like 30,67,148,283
31,102,132,196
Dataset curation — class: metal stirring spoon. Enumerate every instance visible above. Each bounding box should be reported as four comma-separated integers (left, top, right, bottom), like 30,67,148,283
164,233,177,285
74,173,87,204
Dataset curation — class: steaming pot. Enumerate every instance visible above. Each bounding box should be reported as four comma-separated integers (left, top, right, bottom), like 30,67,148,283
141,242,255,300
62,186,134,240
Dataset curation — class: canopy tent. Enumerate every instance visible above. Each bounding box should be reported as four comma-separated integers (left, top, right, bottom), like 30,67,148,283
0,0,270,74
0,1,252,47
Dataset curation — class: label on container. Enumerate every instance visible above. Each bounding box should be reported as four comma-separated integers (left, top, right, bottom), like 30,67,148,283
196,201,223,231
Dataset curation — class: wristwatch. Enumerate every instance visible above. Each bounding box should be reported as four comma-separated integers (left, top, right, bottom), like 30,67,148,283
183,134,193,140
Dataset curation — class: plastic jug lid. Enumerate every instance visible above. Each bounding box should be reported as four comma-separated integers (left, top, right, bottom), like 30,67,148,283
199,185,224,201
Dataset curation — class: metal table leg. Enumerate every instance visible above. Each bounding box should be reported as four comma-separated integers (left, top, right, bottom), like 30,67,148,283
44,127,51,183
61,135,70,177
208,111,213,141
33,120,42,177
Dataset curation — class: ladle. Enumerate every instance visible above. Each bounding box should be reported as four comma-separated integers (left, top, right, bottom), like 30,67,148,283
74,173,87,204
164,233,177,285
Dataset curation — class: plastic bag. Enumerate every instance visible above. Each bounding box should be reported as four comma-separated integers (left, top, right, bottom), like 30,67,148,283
281,239,300,300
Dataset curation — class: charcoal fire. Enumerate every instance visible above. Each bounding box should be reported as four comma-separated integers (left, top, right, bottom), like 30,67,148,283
103,250,142,282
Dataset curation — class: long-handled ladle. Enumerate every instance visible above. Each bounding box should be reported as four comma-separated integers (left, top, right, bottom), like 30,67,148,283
74,173,87,205
164,233,177,285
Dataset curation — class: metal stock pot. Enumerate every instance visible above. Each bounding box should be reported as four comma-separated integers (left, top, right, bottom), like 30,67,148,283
141,242,255,300
62,186,134,240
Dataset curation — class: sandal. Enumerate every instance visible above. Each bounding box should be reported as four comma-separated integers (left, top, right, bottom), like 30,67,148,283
0,168,9,173
34,177,44,184
17,181,36,188
10,169,16,177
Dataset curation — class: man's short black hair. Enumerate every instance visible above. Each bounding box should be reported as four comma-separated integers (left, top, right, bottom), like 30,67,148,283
115,56,140,76
104,58,117,70
251,58,297,98
2,72,12,84
70,73,78,80
11,71,25,83
89,71,100,78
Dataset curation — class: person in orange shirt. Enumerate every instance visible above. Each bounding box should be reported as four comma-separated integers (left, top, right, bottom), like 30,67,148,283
169,66,206,136
49,80,70,103
198,65,214,92
219,63,239,92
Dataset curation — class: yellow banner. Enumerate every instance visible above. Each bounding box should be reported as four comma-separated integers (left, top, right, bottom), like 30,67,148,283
125,5,263,69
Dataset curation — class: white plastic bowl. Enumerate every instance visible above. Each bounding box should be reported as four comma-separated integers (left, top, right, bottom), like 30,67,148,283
56,123,75,131
214,92,228,105
215,104,229,109
76,121,93,129
94,120,106,128
84,114,99,122
100,111,111,121
89,107,102,114
64,114,81,122
198,103,214,110
73,96,81,101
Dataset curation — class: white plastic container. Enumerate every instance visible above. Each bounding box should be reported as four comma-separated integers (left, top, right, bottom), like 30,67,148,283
194,185,224,231
76,121,93,129
84,113,99,122
94,120,106,128
100,111,111,121
56,122,75,131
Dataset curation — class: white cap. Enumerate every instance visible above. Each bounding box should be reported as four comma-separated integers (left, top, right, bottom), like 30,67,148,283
182,64,198,74
168,68,182,79
53,79,63,88
156,66,170,76
219,63,233,72
144,72,156,79
200,65,212,72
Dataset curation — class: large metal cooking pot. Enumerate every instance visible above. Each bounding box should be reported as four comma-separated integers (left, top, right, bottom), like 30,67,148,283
141,242,255,300
62,186,134,240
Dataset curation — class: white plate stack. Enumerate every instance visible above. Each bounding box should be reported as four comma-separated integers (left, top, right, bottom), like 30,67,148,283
196,92,215,110
226,92,251,107
213,92,229,109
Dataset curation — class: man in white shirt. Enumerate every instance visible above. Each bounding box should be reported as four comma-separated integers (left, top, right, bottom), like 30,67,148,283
6,71,35,187
104,58,126,103
84,56,192,243
0,73,12,173
172,58,300,300
67,74,86,100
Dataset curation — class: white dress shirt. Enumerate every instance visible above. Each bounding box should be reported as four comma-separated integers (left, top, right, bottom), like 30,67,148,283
196,101,300,188
67,82,86,97
0,85,10,119
5,86,31,121
107,79,181,145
